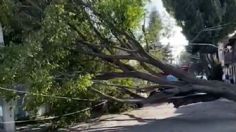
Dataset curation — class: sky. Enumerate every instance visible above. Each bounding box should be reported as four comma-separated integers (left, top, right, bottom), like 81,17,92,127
147,0,188,63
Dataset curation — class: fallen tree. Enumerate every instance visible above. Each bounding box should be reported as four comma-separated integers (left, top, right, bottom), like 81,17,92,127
71,0,236,108
1,1,235,119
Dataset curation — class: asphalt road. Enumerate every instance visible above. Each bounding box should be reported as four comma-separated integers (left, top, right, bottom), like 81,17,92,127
72,99,236,132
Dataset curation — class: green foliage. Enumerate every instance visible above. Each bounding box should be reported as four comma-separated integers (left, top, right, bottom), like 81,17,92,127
0,0,153,127
144,8,172,62
0,0,14,25
96,0,147,30
163,0,236,53
145,9,162,44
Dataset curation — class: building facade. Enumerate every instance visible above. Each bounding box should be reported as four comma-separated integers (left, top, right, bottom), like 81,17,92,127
218,35,236,84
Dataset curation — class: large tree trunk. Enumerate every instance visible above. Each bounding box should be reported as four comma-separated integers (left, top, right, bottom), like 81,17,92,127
74,0,236,108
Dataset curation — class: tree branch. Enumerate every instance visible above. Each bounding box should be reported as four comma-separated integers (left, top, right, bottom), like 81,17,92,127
94,71,175,85
72,0,236,106
140,62,161,77
136,85,176,93
170,93,220,108
75,40,137,72
95,83,146,99
90,88,142,103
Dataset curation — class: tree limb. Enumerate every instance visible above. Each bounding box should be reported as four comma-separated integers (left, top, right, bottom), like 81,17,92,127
95,83,146,99
90,88,142,103
94,71,175,85
136,85,176,93
170,93,220,108
140,62,161,77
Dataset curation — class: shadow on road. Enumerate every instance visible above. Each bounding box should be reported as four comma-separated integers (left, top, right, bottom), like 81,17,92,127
72,99,236,132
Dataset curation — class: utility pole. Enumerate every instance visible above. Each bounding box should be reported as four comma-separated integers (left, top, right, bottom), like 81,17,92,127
0,23,15,132
0,23,4,46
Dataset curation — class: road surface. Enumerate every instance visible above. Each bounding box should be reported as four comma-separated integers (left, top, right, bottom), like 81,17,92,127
69,99,236,132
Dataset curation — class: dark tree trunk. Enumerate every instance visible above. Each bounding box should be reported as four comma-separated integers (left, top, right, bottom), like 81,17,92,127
73,1,236,108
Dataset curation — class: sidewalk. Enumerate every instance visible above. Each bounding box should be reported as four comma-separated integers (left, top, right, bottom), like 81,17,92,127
71,99,236,132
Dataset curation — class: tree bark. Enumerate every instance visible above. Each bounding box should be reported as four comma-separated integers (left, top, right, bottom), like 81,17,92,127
74,0,236,108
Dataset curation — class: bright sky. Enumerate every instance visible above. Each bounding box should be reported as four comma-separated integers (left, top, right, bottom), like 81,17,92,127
147,0,188,63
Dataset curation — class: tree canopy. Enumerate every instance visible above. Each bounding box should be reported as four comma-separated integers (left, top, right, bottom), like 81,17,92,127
0,0,170,127
163,0,236,53
1,0,236,129
0,0,150,126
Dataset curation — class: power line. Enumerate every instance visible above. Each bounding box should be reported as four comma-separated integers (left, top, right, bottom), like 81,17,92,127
0,86,96,102
0,86,107,124
189,43,218,49
1,100,107,124
190,23,236,43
